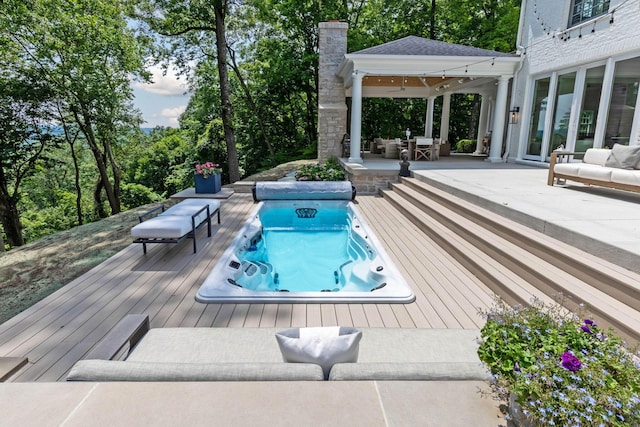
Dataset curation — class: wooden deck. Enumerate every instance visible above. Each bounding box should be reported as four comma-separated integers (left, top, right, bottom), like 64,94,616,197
0,193,496,382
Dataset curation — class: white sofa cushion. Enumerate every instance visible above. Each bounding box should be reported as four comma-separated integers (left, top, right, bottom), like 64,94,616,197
611,169,640,186
578,164,613,182
276,326,362,379
583,148,612,166
553,163,581,177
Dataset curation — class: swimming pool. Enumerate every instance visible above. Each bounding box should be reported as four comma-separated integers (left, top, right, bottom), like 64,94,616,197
196,199,415,303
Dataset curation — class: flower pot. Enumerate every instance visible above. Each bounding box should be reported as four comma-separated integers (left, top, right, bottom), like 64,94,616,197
194,173,221,194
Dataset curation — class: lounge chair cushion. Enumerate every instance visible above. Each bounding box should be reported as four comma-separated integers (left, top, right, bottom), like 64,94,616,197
276,326,362,379
130,216,196,239
67,360,324,382
161,199,220,225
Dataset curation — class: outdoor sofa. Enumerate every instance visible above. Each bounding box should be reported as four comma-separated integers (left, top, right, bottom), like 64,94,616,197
548,145,640,193
67,315,490,382
131,198,221,254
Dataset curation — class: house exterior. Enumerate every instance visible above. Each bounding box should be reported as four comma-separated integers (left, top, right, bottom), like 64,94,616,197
509,0,640,163
317,0,640,168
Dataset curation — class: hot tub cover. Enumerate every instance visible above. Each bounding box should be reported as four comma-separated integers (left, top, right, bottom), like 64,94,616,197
253,181,355,201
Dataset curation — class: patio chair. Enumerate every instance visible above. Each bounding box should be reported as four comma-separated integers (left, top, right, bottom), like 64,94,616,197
414,138,434,160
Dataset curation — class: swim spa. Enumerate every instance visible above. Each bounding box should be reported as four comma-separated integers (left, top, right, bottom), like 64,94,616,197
196,182,415,303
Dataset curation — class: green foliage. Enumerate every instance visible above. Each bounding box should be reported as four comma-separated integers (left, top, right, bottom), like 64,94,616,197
456,139,476,153
119,183,162,210
294,158,346,181
478,297,640,426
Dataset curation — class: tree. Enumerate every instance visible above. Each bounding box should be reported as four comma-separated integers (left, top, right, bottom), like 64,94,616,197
4,0,149,217
0,76,57,247
130,0,241,183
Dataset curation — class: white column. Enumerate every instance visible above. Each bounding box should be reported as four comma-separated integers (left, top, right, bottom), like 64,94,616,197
487,76,511,162
440,93,451,143
425,97,435,138
474,93,490,155
349,71,364,163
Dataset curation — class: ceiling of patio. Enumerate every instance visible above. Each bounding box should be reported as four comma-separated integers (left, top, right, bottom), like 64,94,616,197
337,36,522,98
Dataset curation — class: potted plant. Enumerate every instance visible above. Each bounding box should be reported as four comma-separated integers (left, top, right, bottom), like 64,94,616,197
477,296,640,426
194,162,222,194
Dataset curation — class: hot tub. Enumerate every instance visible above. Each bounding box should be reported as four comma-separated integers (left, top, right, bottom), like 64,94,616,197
196,196,415,304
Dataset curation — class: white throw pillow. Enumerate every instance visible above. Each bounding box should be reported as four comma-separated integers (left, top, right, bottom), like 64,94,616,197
275,326,362,379
604,144,640,169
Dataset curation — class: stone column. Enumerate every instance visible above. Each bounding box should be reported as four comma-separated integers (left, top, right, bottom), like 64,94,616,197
317,22,349,162
487,76,511,162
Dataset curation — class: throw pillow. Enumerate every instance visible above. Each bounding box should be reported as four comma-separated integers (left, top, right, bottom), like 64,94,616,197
275,326,362,379
604,143,640,169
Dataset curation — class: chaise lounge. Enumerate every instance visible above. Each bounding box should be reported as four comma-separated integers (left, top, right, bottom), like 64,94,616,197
131,198,221,254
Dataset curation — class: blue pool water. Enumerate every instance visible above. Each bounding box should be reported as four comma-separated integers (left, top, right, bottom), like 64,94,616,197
196,200,415,303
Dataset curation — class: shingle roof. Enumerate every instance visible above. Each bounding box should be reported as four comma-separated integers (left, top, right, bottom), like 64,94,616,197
351,36,516,57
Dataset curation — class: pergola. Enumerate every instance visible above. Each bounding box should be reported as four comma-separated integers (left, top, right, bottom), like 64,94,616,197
336,36,522,163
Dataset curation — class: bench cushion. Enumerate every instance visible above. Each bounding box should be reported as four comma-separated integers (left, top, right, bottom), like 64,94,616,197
162,199,220,225
131,216,195,239
328,362,490,381
67,360,324,382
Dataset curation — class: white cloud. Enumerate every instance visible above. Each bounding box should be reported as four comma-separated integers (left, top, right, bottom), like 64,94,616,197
134,65,189,96
160,105,187,125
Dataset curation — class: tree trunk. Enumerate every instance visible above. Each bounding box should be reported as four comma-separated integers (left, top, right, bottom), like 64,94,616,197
74,108,120,215
214,4,240,183
0,173,24,247
227,46,275,157
430,0,436,39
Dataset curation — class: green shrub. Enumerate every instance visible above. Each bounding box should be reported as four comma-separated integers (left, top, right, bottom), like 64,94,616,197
294,158,346,181
455,139,476,153
120,183,162,210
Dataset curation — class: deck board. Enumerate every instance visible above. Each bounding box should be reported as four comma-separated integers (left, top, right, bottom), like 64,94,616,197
0,193,498,382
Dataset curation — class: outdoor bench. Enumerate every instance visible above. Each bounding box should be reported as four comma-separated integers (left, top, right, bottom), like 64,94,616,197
131,198,221,254
548,145,640,193
67,315,490,382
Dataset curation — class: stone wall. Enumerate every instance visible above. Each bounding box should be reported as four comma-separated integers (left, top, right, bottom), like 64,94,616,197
318,22,348,162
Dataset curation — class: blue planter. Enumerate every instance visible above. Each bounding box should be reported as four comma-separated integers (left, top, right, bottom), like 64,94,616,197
194,173,221,194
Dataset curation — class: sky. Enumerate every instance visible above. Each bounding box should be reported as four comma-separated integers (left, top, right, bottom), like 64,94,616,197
132,65,191,128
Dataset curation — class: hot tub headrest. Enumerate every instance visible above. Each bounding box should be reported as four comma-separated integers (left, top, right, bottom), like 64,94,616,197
252,181,356,202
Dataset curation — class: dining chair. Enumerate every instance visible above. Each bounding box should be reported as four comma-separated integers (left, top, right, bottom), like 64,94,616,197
414,138,433,160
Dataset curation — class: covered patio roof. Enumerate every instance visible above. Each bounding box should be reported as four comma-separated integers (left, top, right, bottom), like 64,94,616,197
335,35,522,163
337,36,521,98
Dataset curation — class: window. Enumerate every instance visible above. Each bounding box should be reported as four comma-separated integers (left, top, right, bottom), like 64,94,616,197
604,57,640,147
526,78,550,157
570,0,610,26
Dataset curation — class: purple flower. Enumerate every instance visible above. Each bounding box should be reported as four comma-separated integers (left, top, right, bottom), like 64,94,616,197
584,319,595,326
561,352,582,372
581,325,593,334
514,362,521,372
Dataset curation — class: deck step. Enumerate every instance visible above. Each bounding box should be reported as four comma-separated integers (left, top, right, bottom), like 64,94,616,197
383,178,640,344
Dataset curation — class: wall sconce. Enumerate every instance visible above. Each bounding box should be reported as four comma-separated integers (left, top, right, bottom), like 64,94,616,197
509,107,520,124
